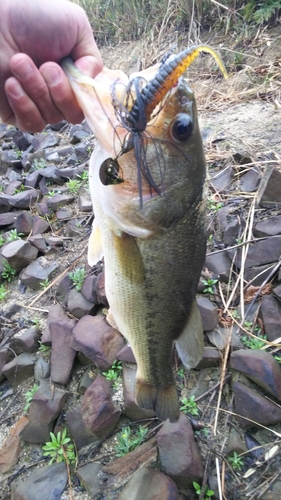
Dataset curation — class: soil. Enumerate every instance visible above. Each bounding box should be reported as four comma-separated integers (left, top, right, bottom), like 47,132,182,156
1,23,281,500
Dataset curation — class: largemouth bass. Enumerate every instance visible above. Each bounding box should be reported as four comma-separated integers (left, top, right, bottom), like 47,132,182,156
62,46,227,422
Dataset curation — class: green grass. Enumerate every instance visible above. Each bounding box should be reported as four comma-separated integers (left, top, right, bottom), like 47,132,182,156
2,261,17,282
0,284,9,300
180,395,199,416
42,429,76,465
228,451,244,471
24,384,39,413
115,425,148,456
6,229,24,242
68,267,86,291
103,360,122,381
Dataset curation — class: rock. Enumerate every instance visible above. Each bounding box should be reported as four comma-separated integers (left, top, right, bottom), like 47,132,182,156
5,180,24,195
67,288,97,319
81,376,121,436
75,143,90,160
49,121,68,132
46,193,74,211
69,124,92,143
233,381,281,429
117,467,179,500
75,462,103,497
257,166,281,208
204,250,232,283
2,353,36,386
0,349,8,381
32,132,59,150
15,212,33,235
56,207,71,220
231,349,281,401
244,264,277,286
223,219,245,246
78,368,95,394
41,303,73,344
254,215,281,237
9,189,39,208
197,297,219,331
123,364,156,420
32,215,50,235
81,275,98,303
260,295,281,341
210,165,234,192
0,415,28,473
226,427,247,455
0,150,22,174
195,347,221,369
35,201,52,217
50,320,77,384
20,379,67,443
71,315,125,370
239,167,261,192
38,165,65,184
12,326,41,353
206,327,232,350
20,257,58,290
2,240,38,272
96,270,108,305
79,196,92,212
227,235,281,269
24,170,42,189
10,462,67,500
117,344,136,364
34,357,50,381
273,284,281,301
28,234,48,253
65,406,98,450
157,413,203,487
0,212,19,227
56,274,72,304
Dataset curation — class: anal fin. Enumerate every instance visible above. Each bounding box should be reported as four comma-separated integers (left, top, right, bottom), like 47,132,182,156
175,299,204,369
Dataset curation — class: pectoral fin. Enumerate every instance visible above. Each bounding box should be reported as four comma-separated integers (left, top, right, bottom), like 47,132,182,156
113,232,145,284
88,220,104,266
175,299,204,369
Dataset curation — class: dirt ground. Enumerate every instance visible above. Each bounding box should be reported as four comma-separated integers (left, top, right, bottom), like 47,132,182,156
1,22,281,500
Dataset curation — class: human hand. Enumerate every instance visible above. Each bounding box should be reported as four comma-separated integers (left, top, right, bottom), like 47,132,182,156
0,0,103,131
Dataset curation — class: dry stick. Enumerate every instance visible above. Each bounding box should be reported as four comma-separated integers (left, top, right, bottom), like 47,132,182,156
28,247,87,307
206,234,281,257
62,448,73,500
240,196,256,321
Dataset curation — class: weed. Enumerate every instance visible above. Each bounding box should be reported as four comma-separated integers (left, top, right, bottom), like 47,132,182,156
274,356,281,363
0,284,9,300
24,384,39,413
2,261,17,282
193,481,214,499
180,395,199,416
31,158,46,171
6,229,24,242
245,0,281,24
68,267,86,291
103,360,122,381
42,429,76,465
46,189,61,197
40,278,50,289
207,199,223,211
14,184,25,194
228,451,244,471
115,425,148,457
202,278,218,294
241,333,267,349
66,178,82,194
77,170,89,182
15,150,21,159
0,235,5,247
176,367,185,379
38,341,51,353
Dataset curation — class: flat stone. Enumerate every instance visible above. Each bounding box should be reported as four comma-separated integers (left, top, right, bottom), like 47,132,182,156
81,376,121,437
81,275,98,303
157,413,203,488
20,257,58,290
223,219,245,246
0,212,19,227
67,288,96,319
239,167,261,192
65,406,98,450
32,132,59,150
32,215,50,235
15,212,33,235
96,270,108,305
123,364,156,420
227,235,281,268
233,381,281,429
204,250,232,283
117,467,179,500
0,415,28,473
75,462,103,497
257,166,281,208
117,344,136,364
69,124,92,144
2,353,36,386
35,201,52,217
260,295,281,341
254,215,281,237
50,320,77,384
206,327,231,350
10,462,67,500
47,193,74,211
79,196,92,212
20,379,67,443
34,357,50,382
71,315,125,371
197,297,219,331
12,326,41,353
273,284,281,301
28,234,48,253
195,347,221,369
231,349,281,401
42,303,73,344
9,189,39,208
2,240,38,272
210,165,234,192
244,264,277,286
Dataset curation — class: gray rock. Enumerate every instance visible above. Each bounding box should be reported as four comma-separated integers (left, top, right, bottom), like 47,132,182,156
78,368,95,394
35,201,53,217
12,326,41,353
204,250,232,283
32,132,59,150
261,295,281,341
123,364,156,420
81,376,121,436
45,151,60,163
2,240,38,272
32,215,50,235
254,215,281,237
15,212,33,235
197,297,219,331
195,346,221,369
96,270,108,306
231,349,281,401
34,357,50,381
0,150,22,174
56,274,72,304
157,413,203,487
71,315,125,371
42,303,75,344
38,165,65,184
210,165,234,192
12,130,34,151
244,263,277,286
223,219,245,246
79,196,92,212
117,467,179,500
9,189,39,208
67,288,96,319
69,124,92,144
117,344,136,364
20,257,58,290
50,321,77,384
227,235,281,268
11,462,67,500
206,327,231,350
46,193,74,211
273,284,281,301
20,379,67,443
257,166,281,208
65,406,98,450
0,212,19,227
233,381,281,429
5,180,23,195
75,462,103,497
28,234,48,253
239,167,261,192
24,170,41,189
2,353,36,386
81,275,98,303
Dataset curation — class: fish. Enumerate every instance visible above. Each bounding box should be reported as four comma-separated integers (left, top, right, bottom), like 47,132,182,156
62,46,227,422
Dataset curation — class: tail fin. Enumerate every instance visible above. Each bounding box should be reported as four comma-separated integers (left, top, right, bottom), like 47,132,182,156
135,380,179,422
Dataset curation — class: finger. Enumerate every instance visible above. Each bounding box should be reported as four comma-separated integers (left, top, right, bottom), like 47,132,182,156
4,77,47,132
40,62,84,124
9,54,64,125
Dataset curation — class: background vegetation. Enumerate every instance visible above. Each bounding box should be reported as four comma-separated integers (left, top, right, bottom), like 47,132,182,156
72,0,281,45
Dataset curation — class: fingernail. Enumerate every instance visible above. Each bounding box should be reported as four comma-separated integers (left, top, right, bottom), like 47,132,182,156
12,59,33,80
42,66,61,86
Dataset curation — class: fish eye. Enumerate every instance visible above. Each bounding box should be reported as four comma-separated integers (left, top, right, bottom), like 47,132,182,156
99,158,124,185
171,114,193,142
